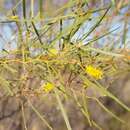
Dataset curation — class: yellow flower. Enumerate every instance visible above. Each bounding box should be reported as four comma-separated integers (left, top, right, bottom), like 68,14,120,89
42,82,55,92
9,15,19,20
49,49,58,56
85,65,103,79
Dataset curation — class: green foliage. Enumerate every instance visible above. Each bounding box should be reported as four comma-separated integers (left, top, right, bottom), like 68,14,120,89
0,0,130,130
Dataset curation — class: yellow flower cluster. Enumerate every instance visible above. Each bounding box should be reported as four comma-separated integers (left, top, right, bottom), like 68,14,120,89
85,65,103,79
49,49,58,56
9,15,19,20
42,82,55,92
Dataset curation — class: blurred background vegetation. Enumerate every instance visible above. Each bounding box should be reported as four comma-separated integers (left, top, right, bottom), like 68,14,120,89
0,0,130,130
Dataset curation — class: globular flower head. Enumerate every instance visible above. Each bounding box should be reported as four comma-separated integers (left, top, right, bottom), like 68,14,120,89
85,65,103,79
49,49,58,56
42,82,55,92
10,15,19,20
